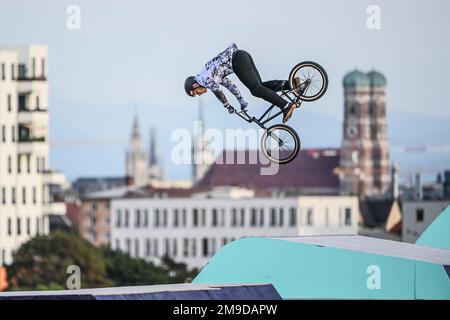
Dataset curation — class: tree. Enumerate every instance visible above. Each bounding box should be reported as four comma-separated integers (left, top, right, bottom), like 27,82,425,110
99,248,198,286
7,231,199,291
7,231,112,290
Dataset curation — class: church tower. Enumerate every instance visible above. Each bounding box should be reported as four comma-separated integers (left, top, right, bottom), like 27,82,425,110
126,115,149,187
340,69,390,197
192,99,215,184
148,126,165,181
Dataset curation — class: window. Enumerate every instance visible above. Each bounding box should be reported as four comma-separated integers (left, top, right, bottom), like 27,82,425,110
8,156,12,174
2,125,5,142
1,63,5,80
164,238,169,256
250,208,257,227
212,209,218,227
172,238,177,257
91,202,97,211
325,208,330,227
27,155,31,173
135,209,141,227
17,218,21,235
22,187,26,205
416,208,424,222
1,187,6,205
192,208,199,227
306,208,314,226
27,217,31,235
153,239,159,257
36,217,40,235
11,126,15,143
211,238,217,255
7,94,11,112
115,239,120,251
201,208,206,227
36,157,40,173
154,209,160,227
134,239,139,257
202,238,209,257
36,96,40,109
191,238,197,257
240,208,245,227
231,208,237,227
17,64,25,79
18,95,26,111
116,210,122,228
289,207,297,227
11,64,15,80
32,187,36,204
7,218,12,236
182,209,187,227
41,58,45,77
124,210,129,227
270,208,277,226
173,209,179,227
344,208,352,226
143,209,148,227
279,208,284,226
145,239,151,257
32,57,36,77
11,187,16,204
125,239,131,254
221,209,225,227
163,209,168,227
183,238,189,257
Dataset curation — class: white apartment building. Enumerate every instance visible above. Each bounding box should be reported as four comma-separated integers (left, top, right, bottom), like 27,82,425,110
0,45,66,265
111,187,359,269
402,200,449,243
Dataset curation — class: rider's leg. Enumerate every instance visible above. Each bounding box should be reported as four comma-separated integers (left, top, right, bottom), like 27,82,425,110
261,80,290,92
232,50,288,110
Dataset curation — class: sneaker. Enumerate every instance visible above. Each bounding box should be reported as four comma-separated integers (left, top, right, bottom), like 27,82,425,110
293,77,302,94
283,103,297,123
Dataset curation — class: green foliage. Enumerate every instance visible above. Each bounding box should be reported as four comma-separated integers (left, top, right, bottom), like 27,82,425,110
8,231,112,291
7,232,199,291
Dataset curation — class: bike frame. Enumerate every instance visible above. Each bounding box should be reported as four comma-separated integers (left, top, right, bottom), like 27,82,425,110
231,80,311,131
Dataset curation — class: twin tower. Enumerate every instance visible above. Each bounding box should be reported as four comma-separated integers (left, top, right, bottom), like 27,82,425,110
340,70,390,197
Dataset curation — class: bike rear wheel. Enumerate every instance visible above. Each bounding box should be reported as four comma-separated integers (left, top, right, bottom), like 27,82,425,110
288,61,328,102
261,124,301,164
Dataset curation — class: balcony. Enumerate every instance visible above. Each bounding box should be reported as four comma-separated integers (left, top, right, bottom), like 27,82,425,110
17,134,47,154
43,202,67,216
42,170,69,188
18,107,48,125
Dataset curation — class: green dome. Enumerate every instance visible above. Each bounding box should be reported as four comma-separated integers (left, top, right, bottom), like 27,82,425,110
368,70,387,87
343,70,370,88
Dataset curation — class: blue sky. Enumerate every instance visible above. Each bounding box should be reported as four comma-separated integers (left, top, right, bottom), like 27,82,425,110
1,0,449,182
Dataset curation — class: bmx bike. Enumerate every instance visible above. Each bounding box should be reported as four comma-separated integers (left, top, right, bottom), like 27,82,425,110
225,61,328,164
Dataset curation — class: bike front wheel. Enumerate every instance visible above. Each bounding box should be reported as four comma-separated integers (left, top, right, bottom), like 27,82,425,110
288,61,328,102
261,124,301,164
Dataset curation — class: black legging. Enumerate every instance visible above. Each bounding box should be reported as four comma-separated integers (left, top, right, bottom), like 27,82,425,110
232,50,289,109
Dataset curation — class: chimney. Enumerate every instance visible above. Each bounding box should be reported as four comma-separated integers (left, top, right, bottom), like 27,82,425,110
414,172,423,200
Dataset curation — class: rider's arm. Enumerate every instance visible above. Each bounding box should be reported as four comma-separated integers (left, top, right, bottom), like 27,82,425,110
221,77,248,109
202,77,230,106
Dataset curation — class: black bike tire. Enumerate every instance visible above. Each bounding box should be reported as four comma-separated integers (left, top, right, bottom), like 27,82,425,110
288,61,328,102
261,124,301,164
